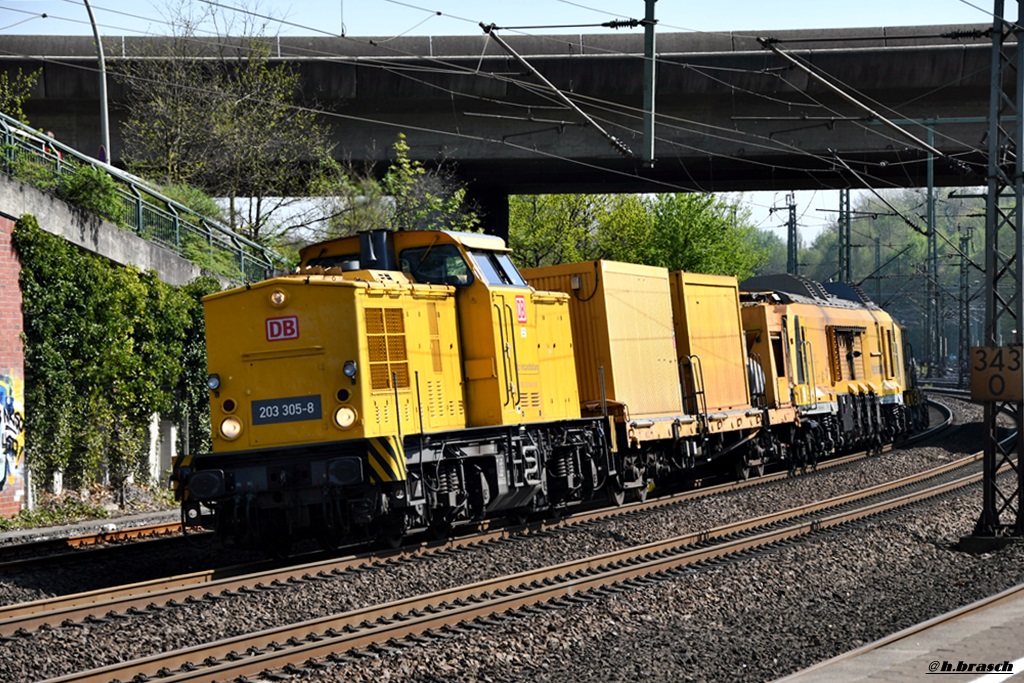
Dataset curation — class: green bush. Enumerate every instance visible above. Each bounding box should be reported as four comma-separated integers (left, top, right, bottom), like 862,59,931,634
10,152,60,193
180,230,244,279
158,183,226,222
57,164,128,227
0,494,108,531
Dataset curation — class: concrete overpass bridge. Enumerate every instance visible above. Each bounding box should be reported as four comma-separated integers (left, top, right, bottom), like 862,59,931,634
0,24,1003,233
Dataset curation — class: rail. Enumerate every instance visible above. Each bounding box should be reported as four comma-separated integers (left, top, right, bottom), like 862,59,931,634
0,432,945,639
0,111,280,284
38,449,990,683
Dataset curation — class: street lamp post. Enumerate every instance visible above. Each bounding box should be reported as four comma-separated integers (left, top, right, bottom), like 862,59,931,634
82,0,110,163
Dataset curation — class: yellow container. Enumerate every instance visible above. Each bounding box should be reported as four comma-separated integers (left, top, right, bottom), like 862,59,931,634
522,260,683,422
669,272,752,414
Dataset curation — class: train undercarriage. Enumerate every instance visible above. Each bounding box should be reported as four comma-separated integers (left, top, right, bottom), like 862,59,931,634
175,392,915,554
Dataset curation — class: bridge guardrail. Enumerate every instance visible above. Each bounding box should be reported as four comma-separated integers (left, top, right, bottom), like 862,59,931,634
0,111,280,284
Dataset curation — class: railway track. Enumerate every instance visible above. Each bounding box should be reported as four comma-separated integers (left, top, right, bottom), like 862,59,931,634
38,446,990,683
0,440,921,636
0,520,185,574
0,402,956,635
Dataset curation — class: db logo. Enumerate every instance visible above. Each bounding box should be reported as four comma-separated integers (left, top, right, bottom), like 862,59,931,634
515,295,527,323
266,316,299,341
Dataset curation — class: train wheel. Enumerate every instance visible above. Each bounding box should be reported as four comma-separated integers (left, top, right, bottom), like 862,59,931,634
316,533,342,553
508,509,530,526
377,514,406,549
428,516,452,541
735,458,752,481
630,482,649,503
257,510,292,558
608,483,626,507
736,452,765,481
378,528,404,549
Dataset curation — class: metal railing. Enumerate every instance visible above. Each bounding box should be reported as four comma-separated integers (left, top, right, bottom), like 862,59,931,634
0,111,280,283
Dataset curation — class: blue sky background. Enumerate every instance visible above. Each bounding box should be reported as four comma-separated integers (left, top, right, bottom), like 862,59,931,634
0,1,1003,240
0,1,996,37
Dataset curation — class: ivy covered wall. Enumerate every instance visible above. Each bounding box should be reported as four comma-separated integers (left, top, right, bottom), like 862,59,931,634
14,215,218,501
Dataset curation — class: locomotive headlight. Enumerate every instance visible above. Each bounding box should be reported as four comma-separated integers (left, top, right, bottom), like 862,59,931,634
207,374,221,391
269,289,287,307
343,360,358,382
219,416,242,440
333,406,357,429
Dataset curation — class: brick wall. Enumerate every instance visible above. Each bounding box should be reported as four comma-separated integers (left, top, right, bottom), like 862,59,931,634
0,213,26,517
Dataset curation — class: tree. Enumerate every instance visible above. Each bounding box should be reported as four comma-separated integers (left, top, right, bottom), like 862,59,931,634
115,5,333,248
509,192,768,279
15,217,190,495
749,229,787,275
0,68,40,124
310,133,479,241
509,193,651,268
642,194,767,279
798,188,984,367
171,277,223,459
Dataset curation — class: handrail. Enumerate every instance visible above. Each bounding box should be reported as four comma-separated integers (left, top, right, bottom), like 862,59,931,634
748,351,767,408
503,301,522,409
801,340,819,410
0,110,282,284
679,354,708,420
494,302,513,407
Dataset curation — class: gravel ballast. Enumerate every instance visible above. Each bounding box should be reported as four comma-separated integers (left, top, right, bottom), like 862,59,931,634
1,397,1018,682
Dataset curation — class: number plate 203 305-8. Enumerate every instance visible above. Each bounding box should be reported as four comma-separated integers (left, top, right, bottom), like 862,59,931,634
251,395,323,425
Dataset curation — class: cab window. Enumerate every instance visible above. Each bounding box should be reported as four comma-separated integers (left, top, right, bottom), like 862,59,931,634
306,253,360,269
399,245,473,287
469,250,528,287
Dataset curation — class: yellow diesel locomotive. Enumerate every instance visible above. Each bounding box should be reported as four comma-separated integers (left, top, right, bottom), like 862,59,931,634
171,229,922,550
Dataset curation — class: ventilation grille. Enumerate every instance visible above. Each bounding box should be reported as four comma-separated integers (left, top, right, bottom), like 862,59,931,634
366,308,409,391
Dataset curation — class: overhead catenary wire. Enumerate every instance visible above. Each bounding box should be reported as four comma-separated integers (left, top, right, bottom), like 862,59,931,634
2,0,995,242
186,1,995,171
832,154,983,271
4,29,846,196
0,0,995,240
0,32,954,205
186,0,995,165
479,21,634,158
759,38,947,159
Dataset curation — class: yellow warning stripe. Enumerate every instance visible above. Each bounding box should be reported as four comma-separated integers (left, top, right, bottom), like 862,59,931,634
171,452,195,497
368,455,391,484
368,437,407,482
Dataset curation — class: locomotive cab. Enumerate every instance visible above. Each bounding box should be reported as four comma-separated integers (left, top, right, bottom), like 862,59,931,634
302,230,580,428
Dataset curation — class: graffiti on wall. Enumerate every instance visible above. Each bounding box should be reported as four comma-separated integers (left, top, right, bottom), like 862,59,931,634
0,372,24,497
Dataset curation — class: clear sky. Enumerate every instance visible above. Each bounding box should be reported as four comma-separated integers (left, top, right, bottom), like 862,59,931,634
0,1,996,38
0,0,1003,240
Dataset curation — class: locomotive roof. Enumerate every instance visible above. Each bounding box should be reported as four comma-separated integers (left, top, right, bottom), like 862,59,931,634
739,273,879,310
298,229,509,264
